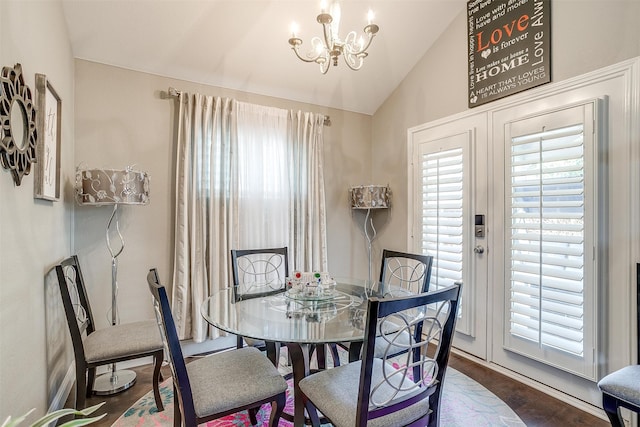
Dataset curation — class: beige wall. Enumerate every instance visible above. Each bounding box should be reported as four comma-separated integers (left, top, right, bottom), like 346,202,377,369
370,0,640,406
73,60,373,329
372,1,640,249
0,1,75,418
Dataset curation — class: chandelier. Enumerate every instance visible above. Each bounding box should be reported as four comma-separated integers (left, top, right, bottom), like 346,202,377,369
288,1,379,74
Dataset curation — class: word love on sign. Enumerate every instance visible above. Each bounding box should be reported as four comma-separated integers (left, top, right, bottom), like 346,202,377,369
467,0,550,108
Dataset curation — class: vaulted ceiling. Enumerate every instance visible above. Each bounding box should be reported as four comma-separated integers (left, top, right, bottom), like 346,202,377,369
61,1,466,115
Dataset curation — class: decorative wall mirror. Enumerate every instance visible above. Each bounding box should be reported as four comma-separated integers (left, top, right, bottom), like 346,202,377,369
0,63,37,186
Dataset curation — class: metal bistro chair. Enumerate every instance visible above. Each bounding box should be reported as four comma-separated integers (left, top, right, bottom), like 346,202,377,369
230,247,289,366
55,255,164,410
147,268,288,427
300,283,462,427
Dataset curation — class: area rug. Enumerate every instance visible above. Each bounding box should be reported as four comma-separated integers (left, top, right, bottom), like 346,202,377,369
112,348,526,427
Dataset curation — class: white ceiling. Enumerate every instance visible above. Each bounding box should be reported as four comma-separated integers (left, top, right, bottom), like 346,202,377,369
61,0,466,115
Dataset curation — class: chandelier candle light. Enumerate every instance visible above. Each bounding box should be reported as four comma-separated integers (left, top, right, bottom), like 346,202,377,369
289,1,379,74
76,166,150,395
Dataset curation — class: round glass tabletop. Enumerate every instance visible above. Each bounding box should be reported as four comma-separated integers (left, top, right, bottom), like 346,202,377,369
201,278,393,344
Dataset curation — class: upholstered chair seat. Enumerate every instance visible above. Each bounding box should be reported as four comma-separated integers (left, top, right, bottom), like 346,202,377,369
598,365,640,426
300,358,430,427
83,320,162,363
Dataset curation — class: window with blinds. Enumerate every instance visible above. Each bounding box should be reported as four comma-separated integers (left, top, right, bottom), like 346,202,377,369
509,124,586,356
421,148,464,292
502,98,602,381
415,130,473,338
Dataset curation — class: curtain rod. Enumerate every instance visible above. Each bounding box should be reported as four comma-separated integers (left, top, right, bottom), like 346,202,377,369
167,86,331,126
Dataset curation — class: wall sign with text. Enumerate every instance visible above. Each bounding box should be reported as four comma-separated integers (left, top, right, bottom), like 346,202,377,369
467,0,550,108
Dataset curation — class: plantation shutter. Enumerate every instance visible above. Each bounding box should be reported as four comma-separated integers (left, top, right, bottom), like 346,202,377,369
509,124,585,355
503,102,598,379
417,132,474,336
421,148,464,291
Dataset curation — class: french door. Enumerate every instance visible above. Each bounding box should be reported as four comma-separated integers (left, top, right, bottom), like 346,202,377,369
408,114,488,358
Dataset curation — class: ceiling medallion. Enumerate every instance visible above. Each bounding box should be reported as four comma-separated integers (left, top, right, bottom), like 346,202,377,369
0,63,38,186
288,1,379,74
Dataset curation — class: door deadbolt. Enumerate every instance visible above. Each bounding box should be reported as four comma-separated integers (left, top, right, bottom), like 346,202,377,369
473,245,485,254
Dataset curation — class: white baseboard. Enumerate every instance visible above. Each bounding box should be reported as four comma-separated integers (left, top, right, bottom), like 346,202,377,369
451,348,609,421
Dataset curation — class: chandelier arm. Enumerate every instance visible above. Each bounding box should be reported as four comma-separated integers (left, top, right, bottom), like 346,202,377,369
343,54,364,71
343,30,377,56
289,42,322,63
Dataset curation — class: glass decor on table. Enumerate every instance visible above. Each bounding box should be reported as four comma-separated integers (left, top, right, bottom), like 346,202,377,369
285,271,337,300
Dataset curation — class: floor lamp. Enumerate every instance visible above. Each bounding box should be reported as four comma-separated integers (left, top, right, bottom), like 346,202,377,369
76,166,150,395
350,185,391,283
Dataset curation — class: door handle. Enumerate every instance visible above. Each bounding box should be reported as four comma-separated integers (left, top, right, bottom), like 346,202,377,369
473,245,485,254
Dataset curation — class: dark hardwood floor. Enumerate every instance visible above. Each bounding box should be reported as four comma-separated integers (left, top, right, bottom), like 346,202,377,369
72,352,610,427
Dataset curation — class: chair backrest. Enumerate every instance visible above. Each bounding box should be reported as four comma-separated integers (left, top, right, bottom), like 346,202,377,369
55,255,97,362
231,247,289,302
379,249,434,294
357,283,462,427
147,268,197,425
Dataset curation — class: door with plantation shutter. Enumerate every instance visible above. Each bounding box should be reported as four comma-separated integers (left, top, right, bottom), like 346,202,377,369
494,102,598,380
409,114,488,358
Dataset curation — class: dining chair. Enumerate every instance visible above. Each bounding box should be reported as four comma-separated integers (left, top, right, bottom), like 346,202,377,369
299,283,461,427
380,249,433,295
596,263,640,426
147,268,288,427
55,255,164,411
230,247,289,365
375,249,434,359
231,247,289,301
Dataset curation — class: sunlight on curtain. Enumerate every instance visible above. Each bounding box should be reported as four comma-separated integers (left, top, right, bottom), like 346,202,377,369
172,93,327,342
235,102,290,248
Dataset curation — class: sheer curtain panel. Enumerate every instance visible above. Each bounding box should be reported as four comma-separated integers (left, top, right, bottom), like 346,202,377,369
172,93,327,342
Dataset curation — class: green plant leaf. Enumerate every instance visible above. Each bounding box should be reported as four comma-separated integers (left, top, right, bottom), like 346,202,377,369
1,409,35,427
23,403,106,427
57,414,107,427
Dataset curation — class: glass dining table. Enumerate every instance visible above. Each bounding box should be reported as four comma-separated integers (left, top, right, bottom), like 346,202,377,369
200,278,409,426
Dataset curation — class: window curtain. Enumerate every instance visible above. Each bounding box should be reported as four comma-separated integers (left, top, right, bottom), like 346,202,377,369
172,92,327,342
288,111,328,272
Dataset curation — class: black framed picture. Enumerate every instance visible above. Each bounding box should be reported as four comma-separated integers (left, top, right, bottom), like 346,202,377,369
467,0,551,108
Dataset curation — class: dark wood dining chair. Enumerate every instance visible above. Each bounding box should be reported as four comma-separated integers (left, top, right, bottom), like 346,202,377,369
230,247,289,365
300,283,461,427
147,268,288,427
380,249,434,295
377,249,434,358
231,247,289,301
596,263,640,426
55,255,164,410
344,249,435,362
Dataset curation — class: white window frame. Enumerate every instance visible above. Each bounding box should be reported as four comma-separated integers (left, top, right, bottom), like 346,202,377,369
500,101,600,380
